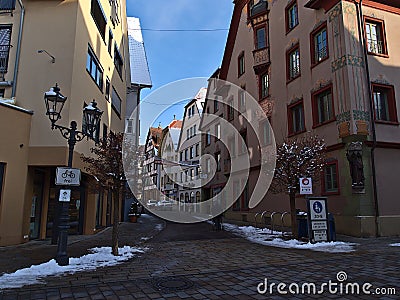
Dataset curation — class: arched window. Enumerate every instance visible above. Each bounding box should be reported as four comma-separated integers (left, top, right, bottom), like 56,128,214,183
196,191,200,203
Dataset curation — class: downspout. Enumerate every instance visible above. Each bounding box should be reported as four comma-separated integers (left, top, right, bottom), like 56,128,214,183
11,0,25,98
354,0,379,236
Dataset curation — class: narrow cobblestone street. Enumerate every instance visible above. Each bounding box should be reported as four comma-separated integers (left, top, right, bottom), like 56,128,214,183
0,215,399,299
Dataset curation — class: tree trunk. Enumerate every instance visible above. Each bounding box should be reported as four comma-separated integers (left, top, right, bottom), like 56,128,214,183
289,192,298,239
112,187,120,256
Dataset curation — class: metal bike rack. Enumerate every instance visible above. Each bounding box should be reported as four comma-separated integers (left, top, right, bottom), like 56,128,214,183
281,212,291,236
254,212,261,228
270,212,281,234
260,211,271,231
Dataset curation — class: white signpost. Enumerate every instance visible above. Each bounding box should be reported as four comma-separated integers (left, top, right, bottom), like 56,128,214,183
59,189,71,202
307,197,329,243
299,177,313,195
56,167,81,186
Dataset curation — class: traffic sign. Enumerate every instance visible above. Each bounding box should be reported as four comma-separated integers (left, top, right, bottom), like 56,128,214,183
59,189,71,202
299,177,313,195
56,167,81,186
307,197,329,243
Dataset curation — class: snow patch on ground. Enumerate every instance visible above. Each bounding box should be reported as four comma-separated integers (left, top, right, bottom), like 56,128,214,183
0,246,144,289
389,243,400,247
224,223,356,253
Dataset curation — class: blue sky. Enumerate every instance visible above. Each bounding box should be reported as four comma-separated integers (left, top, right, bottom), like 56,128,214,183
126,0,233,144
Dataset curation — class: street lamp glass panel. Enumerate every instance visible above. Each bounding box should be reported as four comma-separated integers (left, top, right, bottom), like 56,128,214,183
44,84,67,124
83,100,103,140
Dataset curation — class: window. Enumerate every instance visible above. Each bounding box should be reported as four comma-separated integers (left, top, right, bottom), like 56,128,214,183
195,144,199,156
255,26,266,50
260,119,271,146
0,25,12,74
187,129,190,140
114,44,123,77
214,100,219,112
180,151,183,162
189,127,193,138
372,84,398,123
238,52,245,77
227,98,234,121
239,131,247,154
312,86,335,127
239,90,246,112
105,78,110,100
108,29,113,56
215,152,221,171
190,146,194,159
0,163,5,204
185,149,188,161
0,0,16,10
110,0,120,26
311,23,328,65
286,0,298,32
365,18,387,55
185,170,188,182
0,89,4,97
260,72,269,99
206,130,211,145
287,45,300,81
288,100,305,135
215,123,221,140
228,136,236,157
323,161,339,194
126,119,133,134
86,47,103,90
91,0,106,40
111,86,122,117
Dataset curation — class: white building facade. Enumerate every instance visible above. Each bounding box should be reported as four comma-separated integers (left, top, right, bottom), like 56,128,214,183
177,88,206,212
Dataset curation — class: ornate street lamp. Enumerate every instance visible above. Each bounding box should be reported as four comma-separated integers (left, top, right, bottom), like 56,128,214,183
44,84,103,266
44,84,67,127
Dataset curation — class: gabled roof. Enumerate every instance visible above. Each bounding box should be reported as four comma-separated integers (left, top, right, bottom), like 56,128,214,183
169,119,183,129
127,17,152,87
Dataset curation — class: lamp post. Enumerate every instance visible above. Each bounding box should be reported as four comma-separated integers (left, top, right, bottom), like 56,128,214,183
44,83,103,266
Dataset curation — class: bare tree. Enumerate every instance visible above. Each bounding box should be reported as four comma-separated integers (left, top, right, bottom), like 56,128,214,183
82,132,126,256
270,135,326,239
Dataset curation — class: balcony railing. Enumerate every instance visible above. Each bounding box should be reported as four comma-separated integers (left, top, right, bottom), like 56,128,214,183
0,45,11,81
253,47,270,68
0,0,16,10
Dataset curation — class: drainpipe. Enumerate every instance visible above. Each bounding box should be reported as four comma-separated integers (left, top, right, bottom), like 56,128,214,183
11,0,25,98
354,0,379,236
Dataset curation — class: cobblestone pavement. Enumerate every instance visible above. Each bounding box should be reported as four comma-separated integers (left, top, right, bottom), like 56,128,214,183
0,216,399,300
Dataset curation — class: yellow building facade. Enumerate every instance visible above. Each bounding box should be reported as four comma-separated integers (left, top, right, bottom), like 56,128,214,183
0,0,130,246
